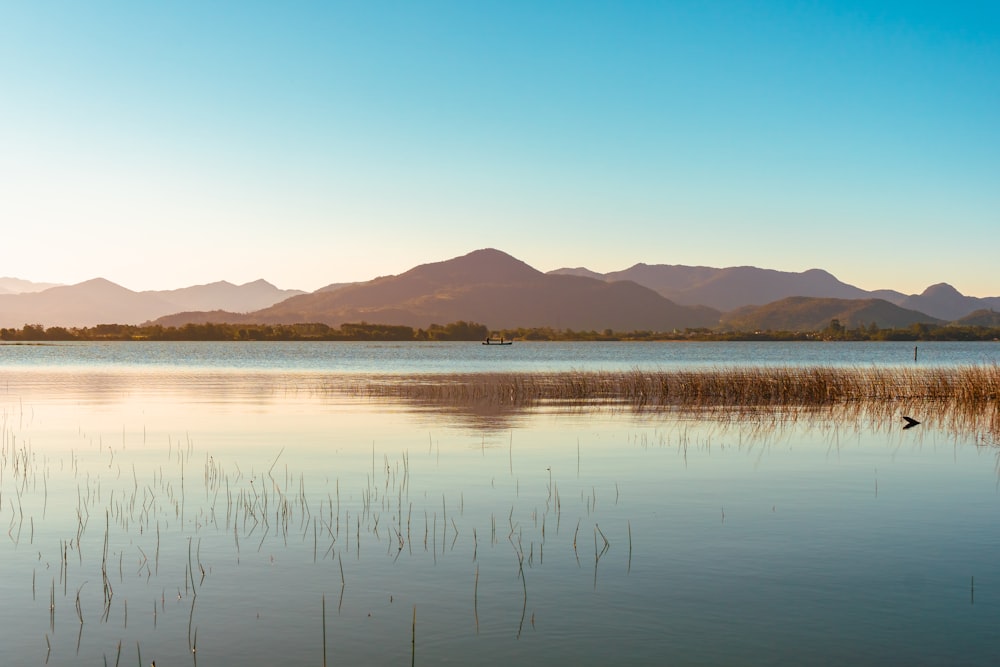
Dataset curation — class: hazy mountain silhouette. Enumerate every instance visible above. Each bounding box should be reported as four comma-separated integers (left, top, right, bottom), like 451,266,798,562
0,278,303,328
145,280,305,313
550,262,1000,321
898,283,1000,321
0,277,62,294
4,249,997,330
0,279,178,327
551,263,907,311
721,297,944,332
157,249,721,331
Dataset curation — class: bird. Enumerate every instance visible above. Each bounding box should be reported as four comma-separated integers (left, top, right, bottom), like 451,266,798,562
902,416,920,429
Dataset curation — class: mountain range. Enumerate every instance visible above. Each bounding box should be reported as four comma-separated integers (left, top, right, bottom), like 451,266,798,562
153,250,721,331
0,277,62,295
0,279,303,328
1,249,997,331
549,264,1000,318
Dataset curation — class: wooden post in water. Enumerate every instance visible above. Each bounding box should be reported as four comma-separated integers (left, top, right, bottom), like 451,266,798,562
914,346,918,362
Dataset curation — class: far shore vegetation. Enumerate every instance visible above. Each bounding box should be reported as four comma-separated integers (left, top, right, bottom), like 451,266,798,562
2,319,1000,342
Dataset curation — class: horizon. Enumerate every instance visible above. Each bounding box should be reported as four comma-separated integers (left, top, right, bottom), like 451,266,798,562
2,2,997,296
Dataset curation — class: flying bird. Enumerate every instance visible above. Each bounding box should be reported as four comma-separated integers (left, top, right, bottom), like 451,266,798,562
902,416,920,429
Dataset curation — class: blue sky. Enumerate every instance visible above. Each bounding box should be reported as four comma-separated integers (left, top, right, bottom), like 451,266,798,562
1,1,997,295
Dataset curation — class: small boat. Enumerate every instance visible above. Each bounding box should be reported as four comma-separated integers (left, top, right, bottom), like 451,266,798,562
483,337,512,345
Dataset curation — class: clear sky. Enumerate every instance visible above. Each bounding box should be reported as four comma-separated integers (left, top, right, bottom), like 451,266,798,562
1,1,997,295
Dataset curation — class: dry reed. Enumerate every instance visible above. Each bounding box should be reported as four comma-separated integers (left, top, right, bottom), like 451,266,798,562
352,365,1000,408
341,365,1000,442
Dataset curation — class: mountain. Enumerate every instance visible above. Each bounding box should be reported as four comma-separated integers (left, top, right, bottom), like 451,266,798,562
548,262,1000,320
0,277,62,294
0,279,179,328
0,278,304,328
953,309,1000,327
152,310,254,327
314,282,356,294
145,279,305,313
721,297,944,332
548,267,606,281
550,263,908,311
156,249,722,331
4,251,998,330
898,283,1000,322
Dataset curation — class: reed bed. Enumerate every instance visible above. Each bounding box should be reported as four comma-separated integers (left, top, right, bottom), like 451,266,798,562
353,364,1000,409
347,365,1000,442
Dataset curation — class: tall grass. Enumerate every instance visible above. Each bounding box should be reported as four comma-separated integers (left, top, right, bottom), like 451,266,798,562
347,365,1000,440
353,364,1000,408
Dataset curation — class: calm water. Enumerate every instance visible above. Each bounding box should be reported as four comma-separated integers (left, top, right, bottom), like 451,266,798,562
2,339,999,373
1,343,999,665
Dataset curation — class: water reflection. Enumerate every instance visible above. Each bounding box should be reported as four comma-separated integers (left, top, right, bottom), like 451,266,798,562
2,369,1000,666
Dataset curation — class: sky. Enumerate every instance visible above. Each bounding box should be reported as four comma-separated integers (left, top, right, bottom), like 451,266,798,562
1,1,998,296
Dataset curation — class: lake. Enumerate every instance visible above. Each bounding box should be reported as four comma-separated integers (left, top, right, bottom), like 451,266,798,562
1,342,999,665
2,339,999,373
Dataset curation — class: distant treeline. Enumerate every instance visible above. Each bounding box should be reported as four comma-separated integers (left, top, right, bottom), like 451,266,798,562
2,320,999,342
495,320,1000,342
0,321,489,342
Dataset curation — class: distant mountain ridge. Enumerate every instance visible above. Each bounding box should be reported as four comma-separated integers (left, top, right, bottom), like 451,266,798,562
2,249,997,330
549,263,1000,321
898,283,1000,322
144,280,305,314
550,264,905,311
167,249,721,331
0,277,62,295
721,297,945,332
0,278,303,328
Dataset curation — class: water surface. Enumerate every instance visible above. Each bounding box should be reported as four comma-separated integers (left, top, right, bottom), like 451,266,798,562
2,340,998,373
1,344,999,665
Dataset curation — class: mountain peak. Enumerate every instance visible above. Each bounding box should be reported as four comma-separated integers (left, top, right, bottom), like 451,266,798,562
402,248,542,284
244,248,720,330
920,283,962,298
64,277,135,295
898,282,989,321
76,277,119,287
242,278,276,288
